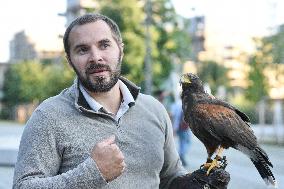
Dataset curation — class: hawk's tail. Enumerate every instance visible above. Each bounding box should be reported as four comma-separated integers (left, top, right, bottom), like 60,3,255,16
250,147,277,188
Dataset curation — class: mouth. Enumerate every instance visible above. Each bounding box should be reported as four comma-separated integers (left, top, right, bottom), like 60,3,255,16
88,68,108,74
86,64,110,75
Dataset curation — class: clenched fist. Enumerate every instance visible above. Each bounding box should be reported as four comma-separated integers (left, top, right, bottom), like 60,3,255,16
91,135,126,182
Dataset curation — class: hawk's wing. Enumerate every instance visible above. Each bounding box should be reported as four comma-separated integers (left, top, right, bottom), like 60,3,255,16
192,103,257,149
197,98,251,124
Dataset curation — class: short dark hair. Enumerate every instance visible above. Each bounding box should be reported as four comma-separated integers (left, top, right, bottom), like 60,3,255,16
63,13,122,58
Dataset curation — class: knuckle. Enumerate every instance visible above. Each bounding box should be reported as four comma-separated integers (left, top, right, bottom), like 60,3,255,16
116,152,124,160
114,157,122,163
121,161,126,167
96,142,103,148
119,152,124,159
117,158,123,163
110,144,118,150
119,155,125,161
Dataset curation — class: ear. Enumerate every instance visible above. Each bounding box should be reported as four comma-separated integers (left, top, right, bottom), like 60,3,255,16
66,54,72,66
120,42,124,61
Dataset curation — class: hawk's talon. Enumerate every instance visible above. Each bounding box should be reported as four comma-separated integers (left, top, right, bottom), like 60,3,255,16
206,158,213,163
206,159,220,175
201,155,227,174
200,158,213,169
215,155,222,161
219,156,228,169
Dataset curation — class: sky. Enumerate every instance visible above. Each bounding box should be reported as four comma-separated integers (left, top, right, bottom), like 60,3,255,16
0,0,284,62
0,0,66,62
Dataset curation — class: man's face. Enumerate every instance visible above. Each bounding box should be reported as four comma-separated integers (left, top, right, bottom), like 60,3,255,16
68,20,123,93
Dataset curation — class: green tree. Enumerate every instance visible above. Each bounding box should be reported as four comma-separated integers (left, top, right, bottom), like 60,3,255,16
98,0,146,85
245,38,269,103
95,0,191,92
2,60,75,110
41,60,74,99
263,24,284,64
151,0,191,88
197,60,228,95
246,56,268,103
3,61,46,105
2,64,21,107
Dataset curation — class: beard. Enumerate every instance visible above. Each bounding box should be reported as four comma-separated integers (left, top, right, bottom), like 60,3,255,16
71,57,122,93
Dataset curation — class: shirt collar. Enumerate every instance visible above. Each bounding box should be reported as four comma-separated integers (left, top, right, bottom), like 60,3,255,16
118,80,135,105
79,80,135,113
79,84,102,112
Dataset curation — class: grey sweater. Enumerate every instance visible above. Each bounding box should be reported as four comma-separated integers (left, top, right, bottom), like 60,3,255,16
13,77,186,189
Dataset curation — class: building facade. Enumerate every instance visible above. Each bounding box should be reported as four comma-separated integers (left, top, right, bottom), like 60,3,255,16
9,31,37,63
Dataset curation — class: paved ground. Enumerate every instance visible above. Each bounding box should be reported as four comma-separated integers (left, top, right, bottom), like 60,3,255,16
0,122,24,166
0,166,14,189
0,122,24,189
0,122,283,189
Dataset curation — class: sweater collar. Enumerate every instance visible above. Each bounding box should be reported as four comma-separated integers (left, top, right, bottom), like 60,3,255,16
73,77,140,111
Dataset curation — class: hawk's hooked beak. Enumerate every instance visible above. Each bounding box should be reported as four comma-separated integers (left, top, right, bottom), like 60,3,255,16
180,74,191,85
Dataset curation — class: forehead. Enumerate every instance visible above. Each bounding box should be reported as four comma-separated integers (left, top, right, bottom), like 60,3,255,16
68,20,115,46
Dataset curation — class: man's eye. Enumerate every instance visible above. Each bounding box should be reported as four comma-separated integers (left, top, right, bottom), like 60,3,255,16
78,47,88,54
101,43,110,49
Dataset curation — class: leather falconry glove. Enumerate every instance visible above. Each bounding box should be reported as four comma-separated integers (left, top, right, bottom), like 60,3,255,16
169,166,230,189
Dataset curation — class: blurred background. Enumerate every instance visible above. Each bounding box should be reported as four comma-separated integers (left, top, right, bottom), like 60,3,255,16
0,0,283,188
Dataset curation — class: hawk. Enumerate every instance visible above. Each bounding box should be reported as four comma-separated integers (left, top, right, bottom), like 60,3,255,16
180,73,277,187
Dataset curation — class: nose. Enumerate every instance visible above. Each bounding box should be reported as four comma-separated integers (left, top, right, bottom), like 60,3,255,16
89,47,103,63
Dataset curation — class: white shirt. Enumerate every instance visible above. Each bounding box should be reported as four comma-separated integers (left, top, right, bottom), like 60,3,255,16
79,80,135,122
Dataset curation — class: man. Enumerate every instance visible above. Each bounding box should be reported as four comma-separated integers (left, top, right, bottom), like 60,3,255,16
13,13,229,189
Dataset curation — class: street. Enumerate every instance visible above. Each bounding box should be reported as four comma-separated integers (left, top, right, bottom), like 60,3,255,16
0,124,283,189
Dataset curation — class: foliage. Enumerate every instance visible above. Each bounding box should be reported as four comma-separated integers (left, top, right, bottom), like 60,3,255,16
246,57,269,103
94,0,191,92
151,0,191,88
197,60,229,95
96,0,146,86
2,60,74,107
245,24,284,103
262,24,284,64
3,61,44,105
42,60,74,98
245,39,269,103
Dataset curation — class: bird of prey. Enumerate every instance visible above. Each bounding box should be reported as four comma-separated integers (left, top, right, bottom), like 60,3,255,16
180,73,277,188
